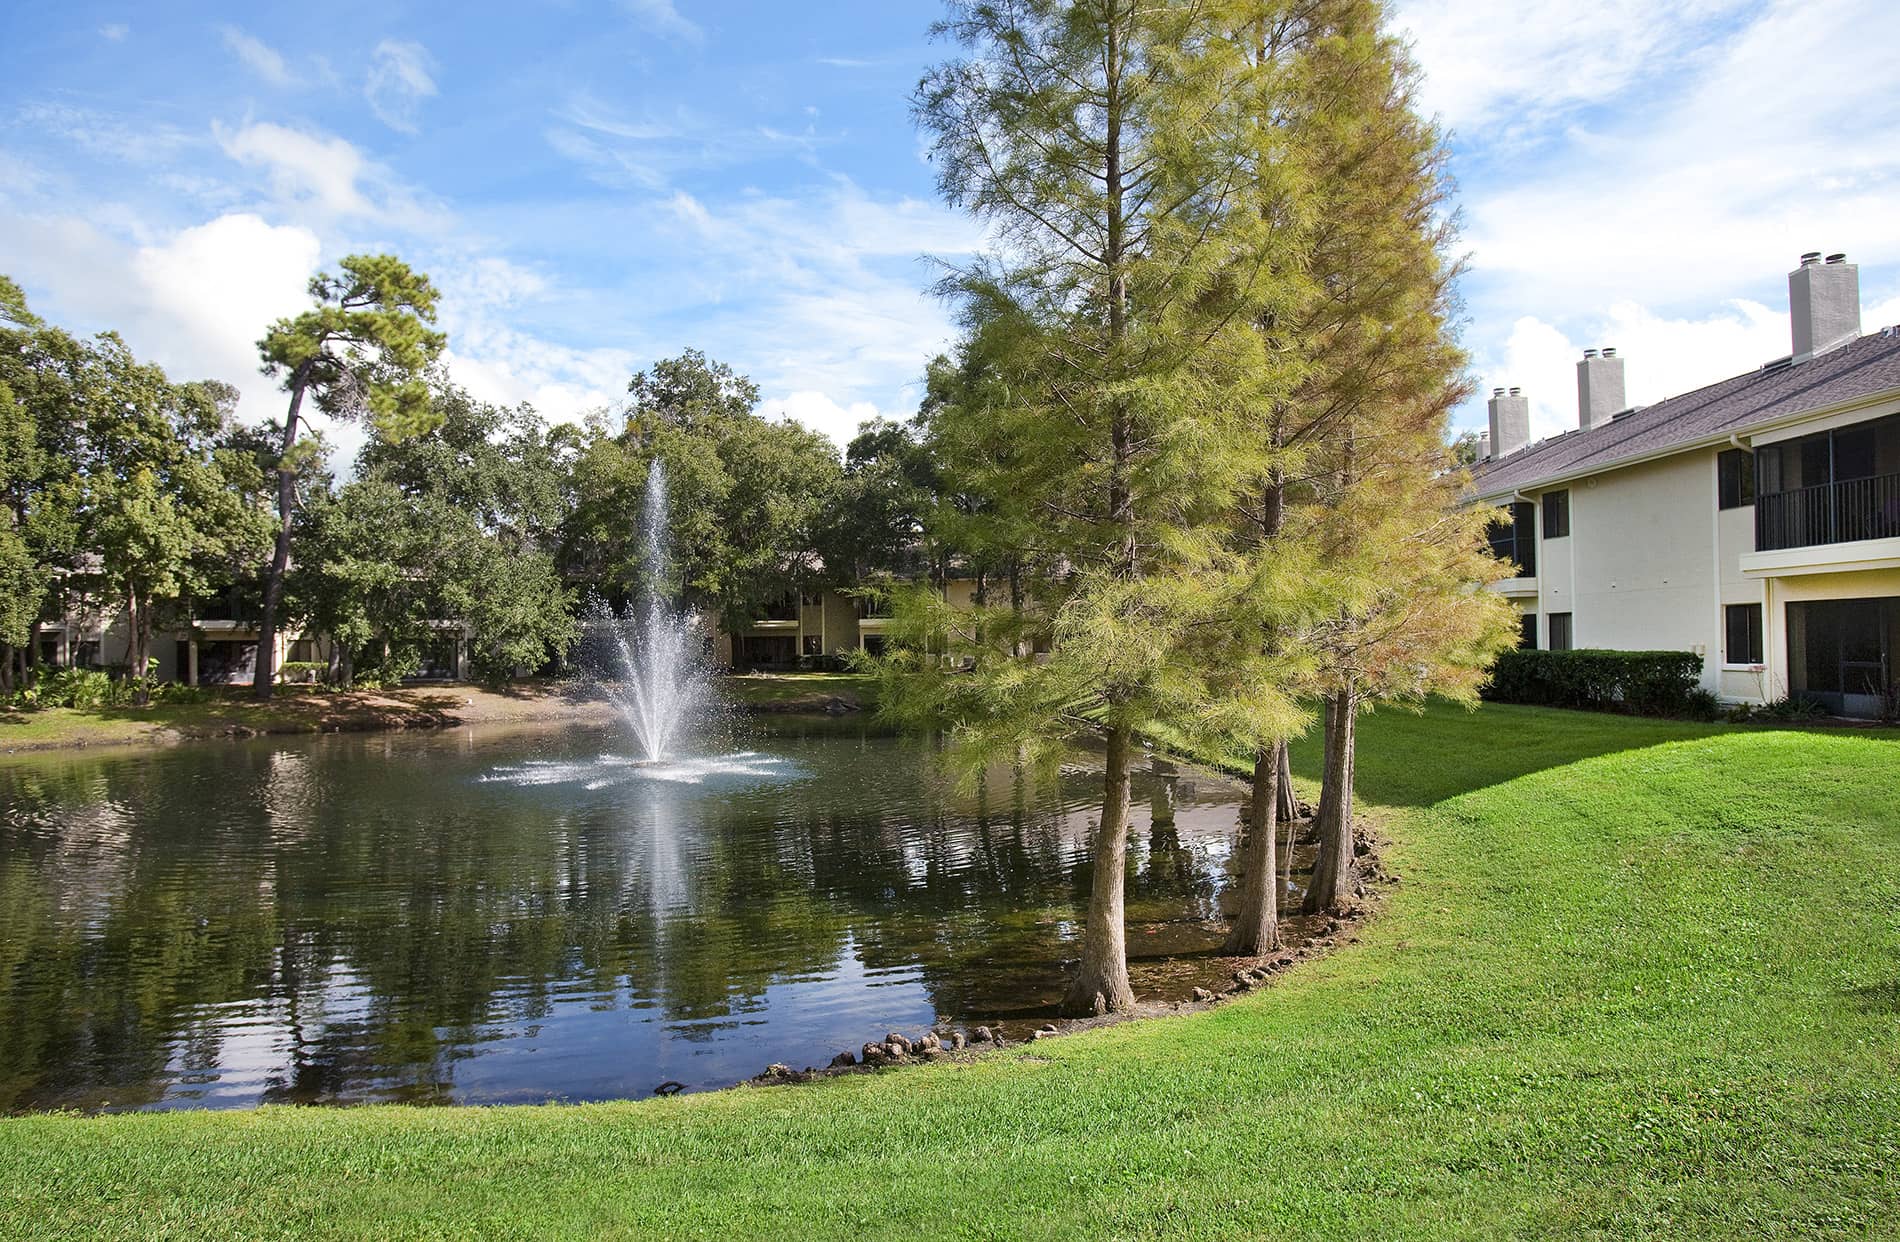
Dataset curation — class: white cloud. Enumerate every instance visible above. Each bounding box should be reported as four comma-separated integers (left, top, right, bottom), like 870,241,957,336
757,391,889,447
623,0,703,45
99,23,128,42
1393,0,1751,135
0,210,320,422
1409,0,1900,431
16,103,195,167
644,181,978,444
1476,289,1900,441
547,96,841,190
218,26,297,88
365,40,438,134
212,121,445,231
217,121,372,217
129,213,323,406
1448,0,1900,312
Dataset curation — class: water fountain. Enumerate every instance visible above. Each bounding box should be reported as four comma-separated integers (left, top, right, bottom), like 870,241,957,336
594,460,713,764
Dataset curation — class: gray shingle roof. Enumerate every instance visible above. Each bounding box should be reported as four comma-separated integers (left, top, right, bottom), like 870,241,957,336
1471,328,1900,498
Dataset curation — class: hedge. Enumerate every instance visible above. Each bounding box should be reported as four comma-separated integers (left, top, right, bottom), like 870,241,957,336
1484,648,1705,715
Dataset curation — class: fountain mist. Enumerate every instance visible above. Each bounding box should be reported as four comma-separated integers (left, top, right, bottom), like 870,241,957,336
593,461,713,763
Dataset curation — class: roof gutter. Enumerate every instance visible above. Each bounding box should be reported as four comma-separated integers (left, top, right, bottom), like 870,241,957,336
1470,385,1900,504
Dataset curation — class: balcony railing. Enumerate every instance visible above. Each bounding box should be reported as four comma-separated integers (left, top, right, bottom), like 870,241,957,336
1756,471,1900,552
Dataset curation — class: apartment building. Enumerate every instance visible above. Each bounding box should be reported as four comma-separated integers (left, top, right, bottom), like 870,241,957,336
1472,252,1900,717
720,578,990,670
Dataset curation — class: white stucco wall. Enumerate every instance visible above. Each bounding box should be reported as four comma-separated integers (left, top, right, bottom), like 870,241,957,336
1538,449,1724,689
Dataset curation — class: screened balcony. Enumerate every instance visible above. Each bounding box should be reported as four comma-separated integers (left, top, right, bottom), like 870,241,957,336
1753,414,1900,553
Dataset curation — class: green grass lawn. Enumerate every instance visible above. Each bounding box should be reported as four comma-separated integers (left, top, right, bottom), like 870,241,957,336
723,670,880,708
3,704,1896,1239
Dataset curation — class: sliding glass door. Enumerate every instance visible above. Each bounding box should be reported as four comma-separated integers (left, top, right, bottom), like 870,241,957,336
1787,597,1899,718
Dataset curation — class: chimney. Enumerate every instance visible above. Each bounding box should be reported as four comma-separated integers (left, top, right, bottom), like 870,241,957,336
1577,346,1626,430
1487,386,1531,458
1789,251,1860,361
1477,429,1492,461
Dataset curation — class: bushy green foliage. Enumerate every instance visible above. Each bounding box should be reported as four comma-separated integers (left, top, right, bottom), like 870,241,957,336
1749,695,1831,722
1485,648,1706,715
560,351,842,629
1682,686,1724,721
5,668,208,710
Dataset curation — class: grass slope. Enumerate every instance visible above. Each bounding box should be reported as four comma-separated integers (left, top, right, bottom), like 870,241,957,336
1,704,1895,1239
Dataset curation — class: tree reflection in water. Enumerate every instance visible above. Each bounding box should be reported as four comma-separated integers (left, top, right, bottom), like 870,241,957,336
0,720,1246,1112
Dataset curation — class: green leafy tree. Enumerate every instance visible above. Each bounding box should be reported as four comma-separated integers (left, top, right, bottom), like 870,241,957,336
0,278,84,692
77,341,272,704
253,255,445,699
351,383,578,681
1210,0,1521,931
562,351,841,629
906,0,1301,1015
816,418,936,584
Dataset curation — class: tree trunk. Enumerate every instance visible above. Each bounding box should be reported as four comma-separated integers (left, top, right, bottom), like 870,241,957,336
1063,724,1137,1016
127,585,153,707
1222,742,1280,956
255,374,310,701
0,643,12,695
1306,686,1358,914
1277,738,1296,821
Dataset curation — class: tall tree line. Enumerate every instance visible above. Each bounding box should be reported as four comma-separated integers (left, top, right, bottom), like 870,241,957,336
889,0,1518,1014
0,272,928,694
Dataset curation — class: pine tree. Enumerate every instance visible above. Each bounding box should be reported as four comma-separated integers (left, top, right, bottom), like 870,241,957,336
1216,0,1519,920
909,0,1297,1014
253,256,445,699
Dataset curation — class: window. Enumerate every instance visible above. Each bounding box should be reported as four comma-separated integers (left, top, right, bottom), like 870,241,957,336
1487,501,1537,577
1718,448,1755,510
802,635,822,656
1548,612,1574,651
1517,613,1537,650
1725,603,1763,665
1542,489,1570,538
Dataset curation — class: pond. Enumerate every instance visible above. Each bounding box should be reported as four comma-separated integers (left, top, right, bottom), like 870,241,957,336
0,720,1254,1112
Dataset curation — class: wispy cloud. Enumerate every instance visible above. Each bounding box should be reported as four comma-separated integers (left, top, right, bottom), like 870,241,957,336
623,0,703,45
1393,0,1753,136
15,103,196,166
99,23,129,43
1397,0,1900,433
365,40,438,134
548,95,843,189
218,25,298,88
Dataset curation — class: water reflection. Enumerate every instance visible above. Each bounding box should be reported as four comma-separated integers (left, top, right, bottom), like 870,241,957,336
0,722,1249,1112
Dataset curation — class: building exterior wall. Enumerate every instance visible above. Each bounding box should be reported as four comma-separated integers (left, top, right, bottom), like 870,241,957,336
1510,450,1730,691
820,592,859,655
1484,400,1900,713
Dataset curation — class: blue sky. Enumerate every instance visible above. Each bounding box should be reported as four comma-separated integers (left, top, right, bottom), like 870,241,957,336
3,0,1898,457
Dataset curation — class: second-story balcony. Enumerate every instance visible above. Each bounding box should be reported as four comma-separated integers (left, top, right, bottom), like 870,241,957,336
1756,471,1900,552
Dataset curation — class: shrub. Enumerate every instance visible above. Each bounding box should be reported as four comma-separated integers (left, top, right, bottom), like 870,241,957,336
5,668,212,710
14,668,128,710
1755,696,1829,722
1485,649,1706,716
279,661,330,686
1682,687,1724,721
